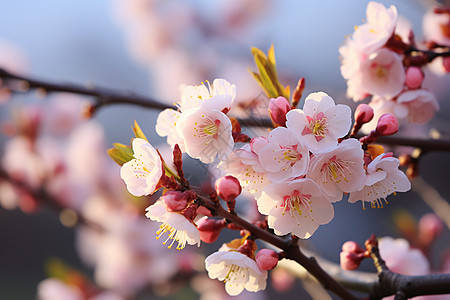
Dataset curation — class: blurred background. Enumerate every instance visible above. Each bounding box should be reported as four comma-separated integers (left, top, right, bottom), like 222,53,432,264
0,0,449,299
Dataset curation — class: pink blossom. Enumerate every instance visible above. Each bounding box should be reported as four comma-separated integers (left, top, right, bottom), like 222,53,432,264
348,153,410,208
307,138,366,202
257,178,334,239
396,89,440,124
257,127,309,182
379,237,429,276
423,8,450,47
360,48,405,99
218,145,270,197
352,2,398,55
177,107,233,164
286,92,352,154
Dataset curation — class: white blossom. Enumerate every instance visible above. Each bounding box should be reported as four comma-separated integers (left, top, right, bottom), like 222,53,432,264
145,200,200,250
120,138,163,196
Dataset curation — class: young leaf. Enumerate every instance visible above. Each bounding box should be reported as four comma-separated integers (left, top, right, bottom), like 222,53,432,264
107,143,134,166
132,120,148,141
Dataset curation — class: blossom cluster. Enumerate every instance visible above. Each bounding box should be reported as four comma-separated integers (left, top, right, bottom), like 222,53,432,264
340,1,441,127
119,73,411,295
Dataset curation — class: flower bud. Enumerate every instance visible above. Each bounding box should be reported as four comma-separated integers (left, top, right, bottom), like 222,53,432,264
196,217,225,243
161,191,188,212
418,213,444,246
340,241,366,270
268,97,291,127
256,249,279,270
215,175,242,202
443,57,450,73
405,67,424,89
340,251,364,270
375,113,398,136
342,241,365,254
355,104,374,125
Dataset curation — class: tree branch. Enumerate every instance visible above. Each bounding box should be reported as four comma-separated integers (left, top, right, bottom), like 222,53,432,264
367,236,450,299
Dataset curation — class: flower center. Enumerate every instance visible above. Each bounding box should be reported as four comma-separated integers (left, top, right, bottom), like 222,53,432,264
224,264,242,283
281,190,312,218
302,112,328,142
156,222,189,250
203,123,219,136
323,155,353,184
283,149,301,162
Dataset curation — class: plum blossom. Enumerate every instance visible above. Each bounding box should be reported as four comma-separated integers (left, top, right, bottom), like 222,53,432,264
120,138,163,196
257,127,309,182
205,249,267,296
395,89,440,124
286,92,351,154
256,178,333,239
307,138,365,202
348,153,411,208
179,78,236,112
145,200,200,250
155,108,185,151
177,107,233,164
352,2,398,55
360,49,405,99
379,237,429,276
219,138,270,197
155,78,236,163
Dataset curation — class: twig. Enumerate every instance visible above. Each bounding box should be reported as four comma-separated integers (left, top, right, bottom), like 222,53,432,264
367,236,450,299
197,197,360,300
0,68,171,114
2,69,450,153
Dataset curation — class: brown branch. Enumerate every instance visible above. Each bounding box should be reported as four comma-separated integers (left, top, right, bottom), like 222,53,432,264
0,68,172,114
198,197,359,300
2,68,450,154
367,236,450,300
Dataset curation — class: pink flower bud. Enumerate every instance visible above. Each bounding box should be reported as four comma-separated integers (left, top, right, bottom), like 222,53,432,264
161,191,188,212
418,213,444,246
215,175,242,202
340,241,366,270
340,251,364,270
355,104,374,125
375,113,399,136
443,57,450,73
342,241,365,254
405,67,424,89
256,249,279,271
268,96,291,127
196,216,225,243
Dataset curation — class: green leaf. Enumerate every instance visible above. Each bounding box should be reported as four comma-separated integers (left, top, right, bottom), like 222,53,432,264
107,143,134,166
132,120,148,141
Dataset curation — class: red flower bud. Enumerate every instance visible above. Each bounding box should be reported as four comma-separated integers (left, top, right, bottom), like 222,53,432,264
340,241,366,270
269,97,291,127
161,191,188,212
375,113,398,136
215,175,242,202
196,217,225,243
355,104,374,125
256,249,279,270
405,67,424,89
340,251,364,270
